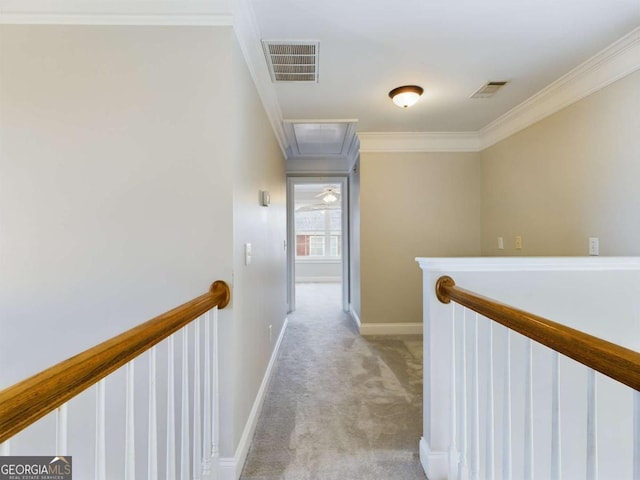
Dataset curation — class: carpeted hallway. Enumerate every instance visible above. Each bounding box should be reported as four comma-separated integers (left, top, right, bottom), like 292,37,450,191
240,283,426,480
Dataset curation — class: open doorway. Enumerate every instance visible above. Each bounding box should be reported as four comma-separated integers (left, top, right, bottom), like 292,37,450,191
287,177,349,313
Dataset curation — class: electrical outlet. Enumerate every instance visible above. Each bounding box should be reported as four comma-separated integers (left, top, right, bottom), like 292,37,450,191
515,235,523,250
589,237,599,256
497,237,504,250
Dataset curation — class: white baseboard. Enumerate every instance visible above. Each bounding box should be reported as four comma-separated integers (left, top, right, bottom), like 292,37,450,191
359,322,423,336
218,316,289,480
419,437,448,480
349,305,361,332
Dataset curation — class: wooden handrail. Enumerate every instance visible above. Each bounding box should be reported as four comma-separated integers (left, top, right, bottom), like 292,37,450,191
436,275,640,392
0,280,230,444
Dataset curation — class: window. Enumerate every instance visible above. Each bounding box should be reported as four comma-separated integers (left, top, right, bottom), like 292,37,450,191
295,208,341,259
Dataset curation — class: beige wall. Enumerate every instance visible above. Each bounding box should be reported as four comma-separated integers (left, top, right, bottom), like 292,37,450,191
481,69,640,256
0,24,287,464
360,152,482,326
229,36,287,453
0,25,235,386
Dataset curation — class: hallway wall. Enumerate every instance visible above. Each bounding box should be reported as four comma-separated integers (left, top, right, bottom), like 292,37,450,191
0,24,288,467
481,69,640,256
359,152,482,327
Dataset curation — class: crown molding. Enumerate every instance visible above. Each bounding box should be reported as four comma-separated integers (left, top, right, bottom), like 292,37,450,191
358,132,481,153
0,1,233,25
360,27,640,154
233,0,288,156
478,26,640,150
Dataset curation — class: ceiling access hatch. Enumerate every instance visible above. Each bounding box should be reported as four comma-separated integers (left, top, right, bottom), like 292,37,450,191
470,81,509,99
262,41,319,83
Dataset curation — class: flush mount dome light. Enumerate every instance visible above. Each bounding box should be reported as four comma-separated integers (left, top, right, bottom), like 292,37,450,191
389,85,424,108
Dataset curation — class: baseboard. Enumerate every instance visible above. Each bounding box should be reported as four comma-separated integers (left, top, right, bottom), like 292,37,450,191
419,437,448,480
219,316,290,480
349,305,361,333
359,322,423,335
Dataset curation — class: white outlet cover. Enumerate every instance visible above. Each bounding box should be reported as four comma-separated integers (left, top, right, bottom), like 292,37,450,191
245,243,252,265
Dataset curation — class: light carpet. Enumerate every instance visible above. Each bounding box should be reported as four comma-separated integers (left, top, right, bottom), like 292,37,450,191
240,283,426,480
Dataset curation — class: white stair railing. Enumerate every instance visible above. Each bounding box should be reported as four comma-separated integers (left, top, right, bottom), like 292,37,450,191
0,281,229,480
417,257,640,480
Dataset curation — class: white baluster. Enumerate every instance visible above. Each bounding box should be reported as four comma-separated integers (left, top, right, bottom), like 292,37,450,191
470,313,480,480
202,311,212,477
524,339,534,480
1,441,11,456
181,326,190,480
458,308,469,480
193,317,202,480
212,306,220,478
95,379,106,480
125,361,136,480
503,329,512,480
587,369,598,480
551,351,561,480
485,320,495,480
167,336,176,480
148,347,158,480
56,403,68,455
634,390,640,480
449,305,458,480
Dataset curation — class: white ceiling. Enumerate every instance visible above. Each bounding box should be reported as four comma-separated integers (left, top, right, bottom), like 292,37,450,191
251,0,639,134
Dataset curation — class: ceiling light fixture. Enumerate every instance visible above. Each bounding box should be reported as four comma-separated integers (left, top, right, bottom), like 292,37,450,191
323,193,337,203
389,85,424,108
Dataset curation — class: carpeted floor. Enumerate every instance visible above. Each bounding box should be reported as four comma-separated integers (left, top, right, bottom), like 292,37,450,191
240,283,426,480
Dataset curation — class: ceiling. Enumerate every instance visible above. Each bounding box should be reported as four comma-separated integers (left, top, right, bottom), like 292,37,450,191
250,0,640,164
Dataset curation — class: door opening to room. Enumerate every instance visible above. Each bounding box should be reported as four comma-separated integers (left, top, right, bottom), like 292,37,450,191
287,178,348,312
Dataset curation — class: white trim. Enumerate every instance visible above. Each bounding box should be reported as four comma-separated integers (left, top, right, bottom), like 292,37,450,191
416,256,640,273
349,305,361,333
478,26,640,150
420,437,448,480
0,13,233,25
0,0,234,25
295,276,341,283
218,458,236,480
358,132,481,153
359,27,640,154
359,322,423,336
233,0,288,156
218,316,289,480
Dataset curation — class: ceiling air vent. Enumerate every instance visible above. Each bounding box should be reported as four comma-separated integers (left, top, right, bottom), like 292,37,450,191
262,41,319,83
470,81,508,99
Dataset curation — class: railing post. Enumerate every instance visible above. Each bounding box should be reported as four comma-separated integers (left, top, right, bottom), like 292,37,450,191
125,361,136,480
56,403,68,456
587,369,598,480
551,351,561,480
95,379,106,480
449,305,459,479
148,347,158,480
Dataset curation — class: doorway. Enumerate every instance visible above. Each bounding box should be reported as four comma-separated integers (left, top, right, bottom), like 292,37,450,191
287,177,349,313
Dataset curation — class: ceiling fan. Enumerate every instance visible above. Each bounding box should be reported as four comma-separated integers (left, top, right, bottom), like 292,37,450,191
315,186,340,204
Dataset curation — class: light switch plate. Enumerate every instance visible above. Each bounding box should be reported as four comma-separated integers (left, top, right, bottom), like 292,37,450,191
245,243,252,265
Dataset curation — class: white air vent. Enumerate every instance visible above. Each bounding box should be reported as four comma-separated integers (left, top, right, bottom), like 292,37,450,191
262,41,319,83
470,81,508,99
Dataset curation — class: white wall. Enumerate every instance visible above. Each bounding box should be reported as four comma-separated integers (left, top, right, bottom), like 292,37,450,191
0,25,235,388
0,24,288,474
360,152,482,327
481,69,640,256
228,35,287,457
